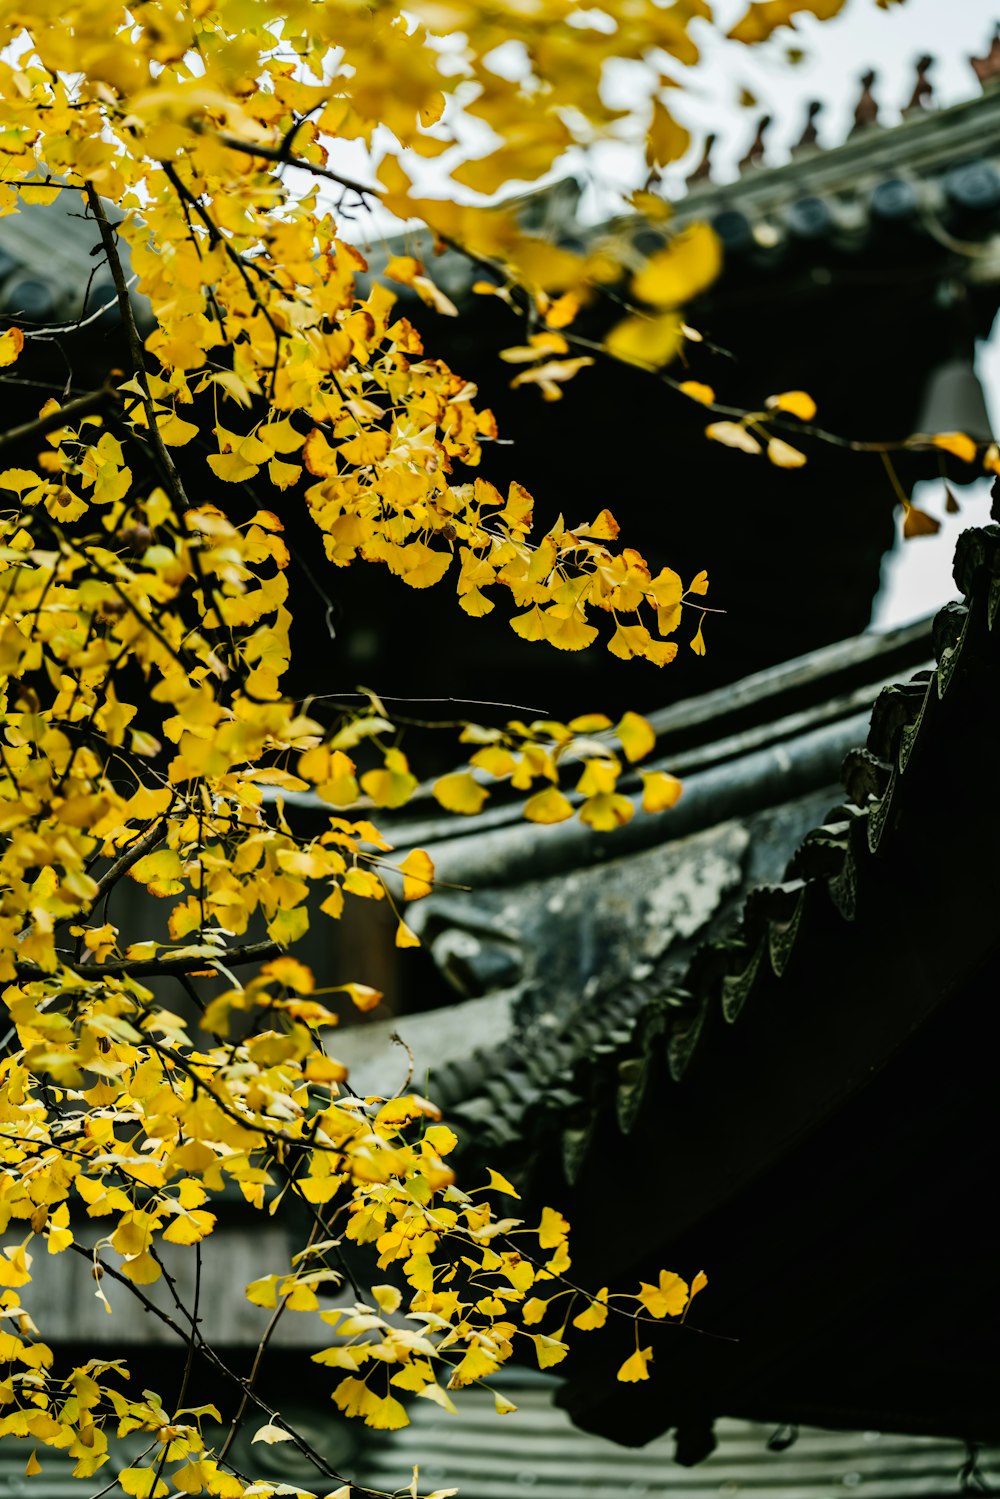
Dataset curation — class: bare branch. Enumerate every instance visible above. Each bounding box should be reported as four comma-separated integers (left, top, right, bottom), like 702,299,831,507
91,816,172,906
0,386,114,456
207,132,377,201
83,184,192,515
15,938,281,982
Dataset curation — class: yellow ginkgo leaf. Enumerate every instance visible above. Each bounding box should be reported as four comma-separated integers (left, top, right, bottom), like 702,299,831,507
510,355,594,395
394,540,452,589
579,792,634,831
767,437,807,469
361,749,417,808
641,771,683,812
258,417,305,453
538,1206,570,1247
268,457,301,489
903,503,941,539
252,1424,294,1445
605,312,683,370
572,1286,608,1331
367,1394,410,1430
399,848,435,900
395,919,421,949
637,1269,689,1318
929,431,977,464
0,327,24,366
531,1334,569,1369
486,1168,520,1198
119,1469,169,1498
523,786,574,824
342,983,382,1012
617,1345,653,1383
678,380,715,405
632,223,721,310
766,389,817,421
304,1056,349,1084
433,772,488,815
156,410,199,446
207,450,258,483
162,1209,216,1245
705,421,761,455
372,1283,402,1314
646,100,690,169
616,710,656,764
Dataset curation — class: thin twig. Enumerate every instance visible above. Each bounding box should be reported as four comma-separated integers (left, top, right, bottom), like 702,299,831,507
207,133,376,201
217,1218,321,1463
15,938,281,982
0,385,113,455
91,816,172,906
64,1242,357,1489
83,184,191,515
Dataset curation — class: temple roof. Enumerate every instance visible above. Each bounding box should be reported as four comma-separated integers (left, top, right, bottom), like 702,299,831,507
19,506,993,1468
364,85,1000,311
345,507,1000,1455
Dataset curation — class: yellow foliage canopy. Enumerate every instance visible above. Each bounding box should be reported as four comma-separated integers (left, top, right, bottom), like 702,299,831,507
0,0,890,1490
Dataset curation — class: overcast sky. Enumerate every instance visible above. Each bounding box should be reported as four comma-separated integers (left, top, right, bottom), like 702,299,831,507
660,0,994,183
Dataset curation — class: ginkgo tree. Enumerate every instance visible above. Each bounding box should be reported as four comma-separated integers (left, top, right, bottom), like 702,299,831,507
0,0,972,1494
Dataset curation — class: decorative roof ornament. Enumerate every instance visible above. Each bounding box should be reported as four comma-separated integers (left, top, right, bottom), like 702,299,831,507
903,54,935,115
738,114,771,172
685,132,716,189
792,100,823,154
850,69,879,134
971,25,1000,90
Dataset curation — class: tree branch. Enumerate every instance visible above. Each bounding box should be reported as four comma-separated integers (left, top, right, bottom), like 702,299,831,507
217,1218,322,1465
15,938,281,982
91,816,172,906
0,386,114,456
207,133,376,201
65,1242,357,1490
83,184,192,515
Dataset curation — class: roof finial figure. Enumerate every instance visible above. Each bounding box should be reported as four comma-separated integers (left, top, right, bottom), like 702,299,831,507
903,54,935,114
738,114,771,172
971,25,1000,90
851,69,879,134
685,132,716,189
793,99,823,153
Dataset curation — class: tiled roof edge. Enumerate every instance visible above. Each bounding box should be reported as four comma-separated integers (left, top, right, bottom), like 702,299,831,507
441,519,1000,1182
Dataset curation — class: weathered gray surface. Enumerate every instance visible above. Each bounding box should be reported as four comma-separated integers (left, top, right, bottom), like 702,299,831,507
18,1224,326,1348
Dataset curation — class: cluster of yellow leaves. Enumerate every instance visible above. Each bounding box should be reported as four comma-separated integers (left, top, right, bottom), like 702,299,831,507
700,397,997,523
430,711,683,830
725,0,903,46
894,431,1000,538
0,0,876,1486
704,389,816,468
0,300,693,1499
0,469,687,978
605,223,722,373
0,1329,224,1487
0,985,701,1463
